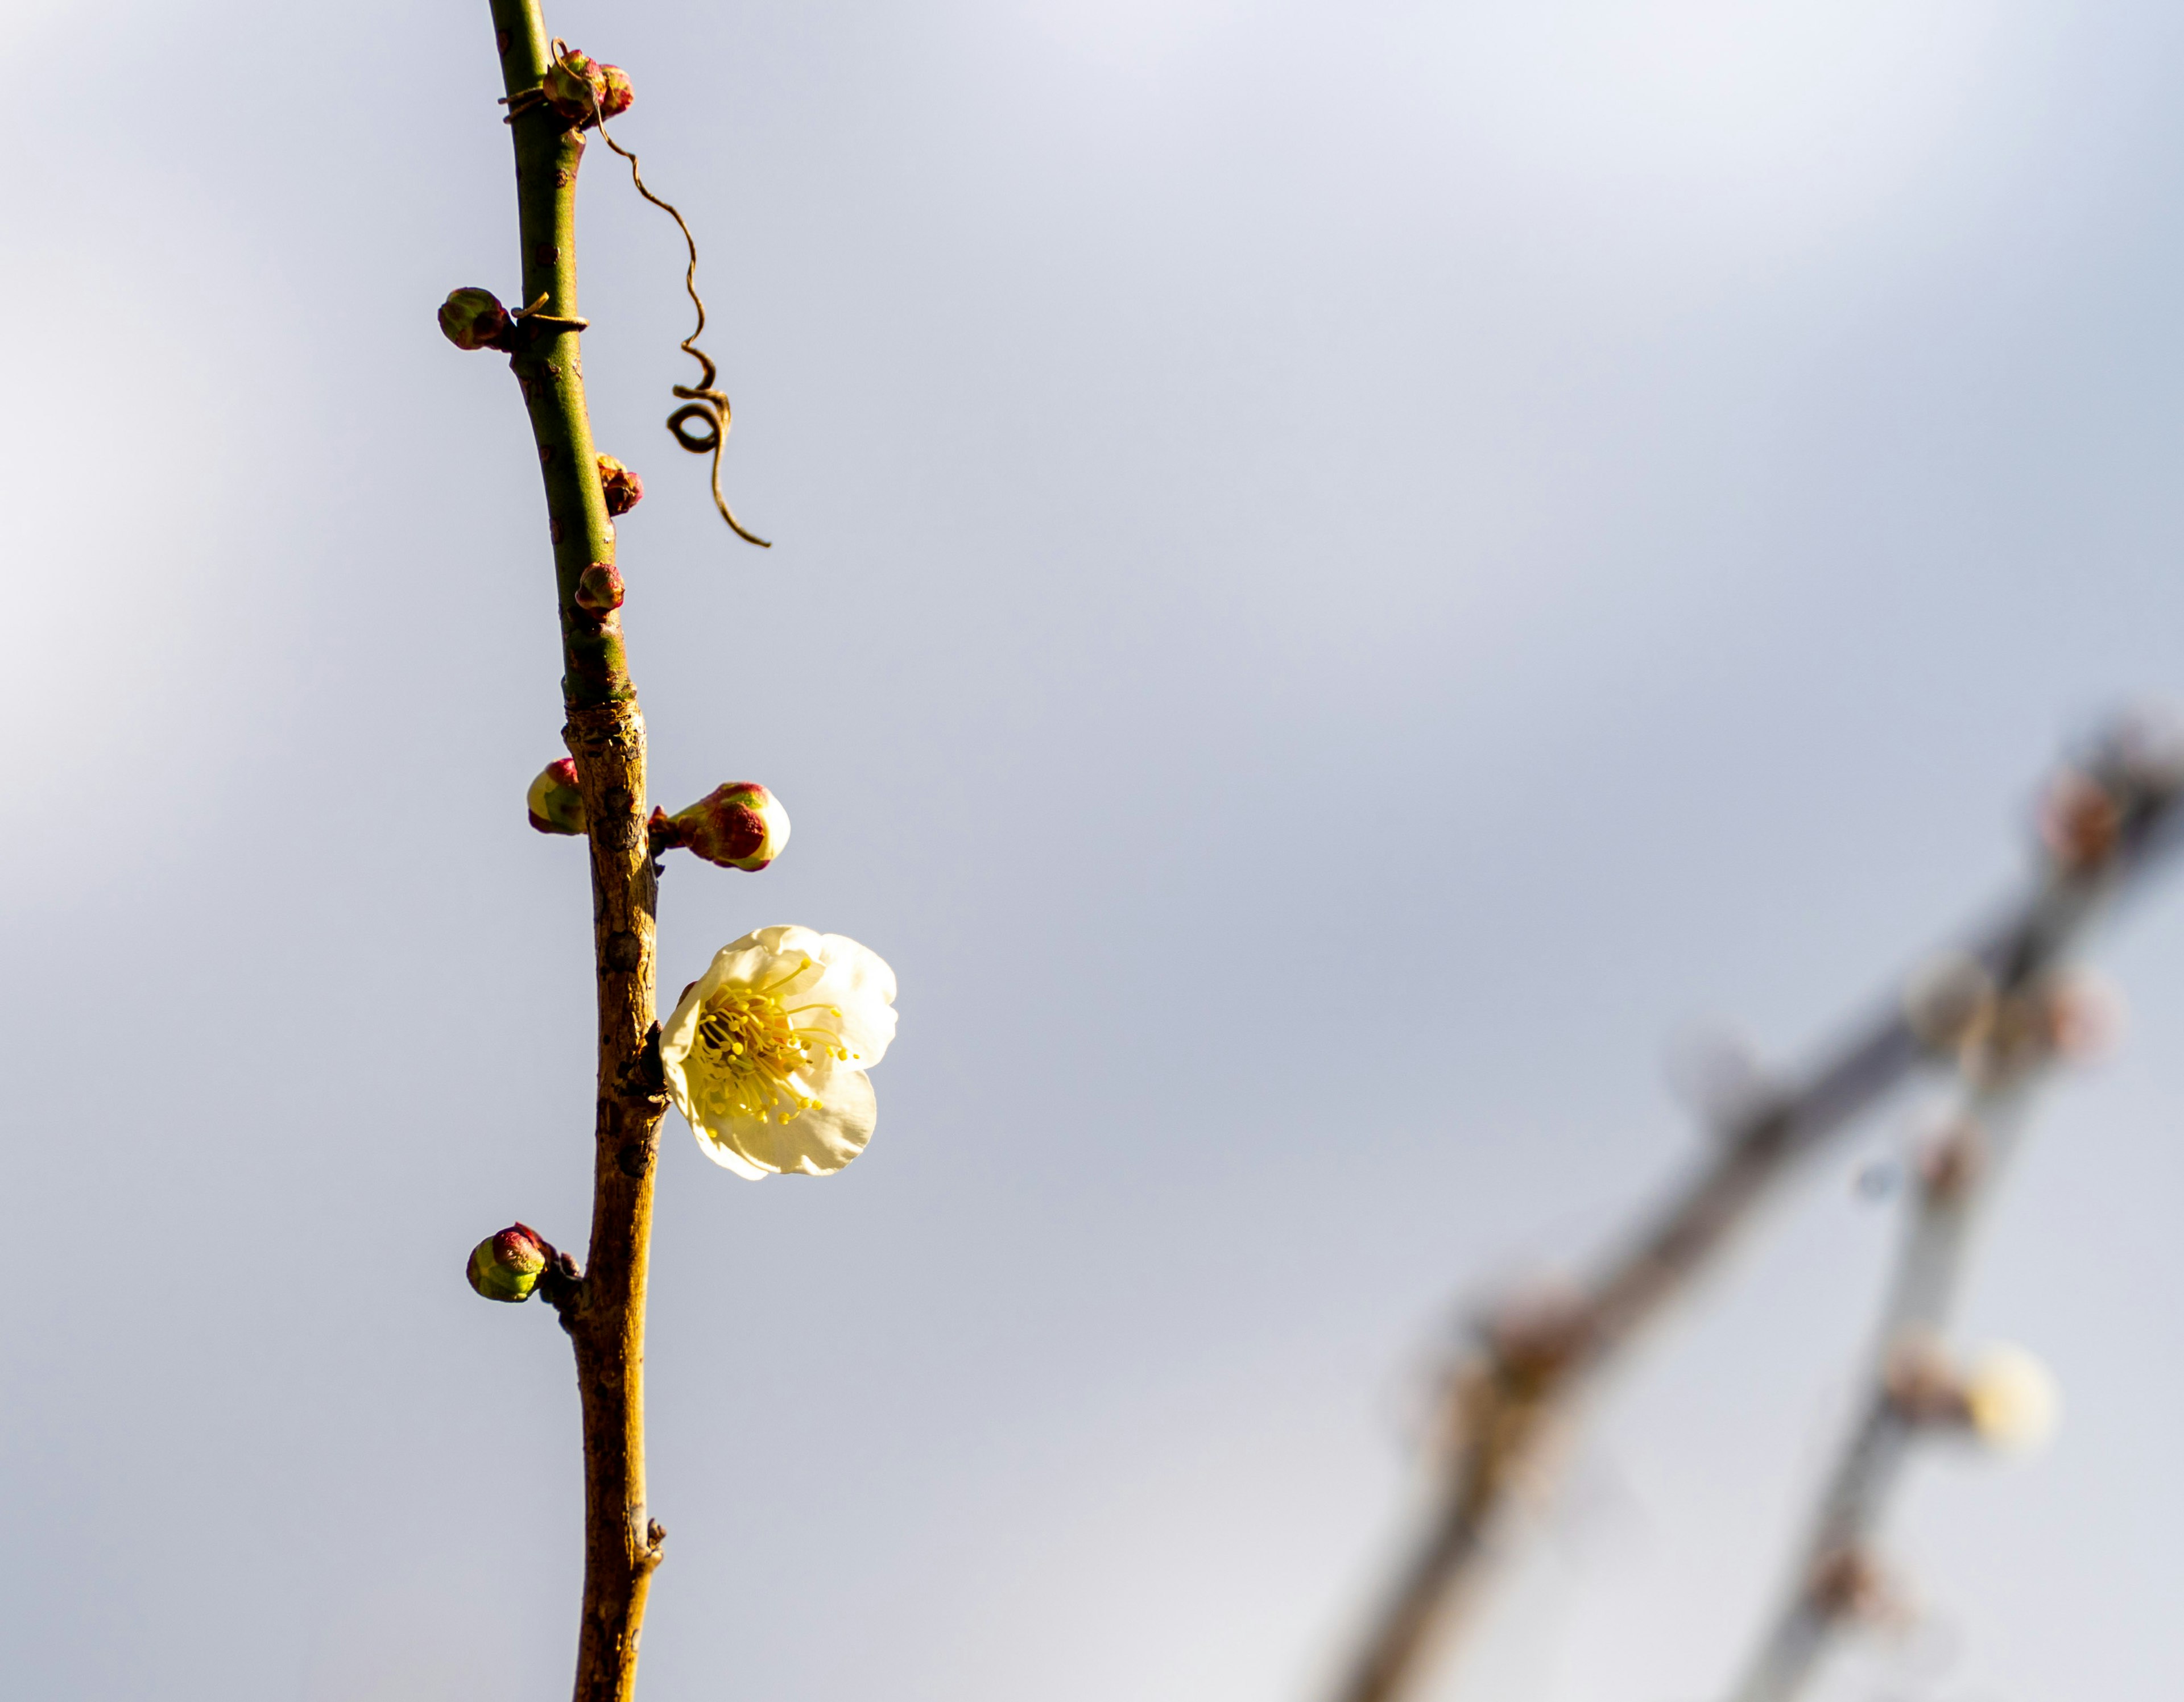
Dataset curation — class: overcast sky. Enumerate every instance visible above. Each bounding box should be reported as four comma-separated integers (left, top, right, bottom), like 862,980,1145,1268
10,2,2184,1699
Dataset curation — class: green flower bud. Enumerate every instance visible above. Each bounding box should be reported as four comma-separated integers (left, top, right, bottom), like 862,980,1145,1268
649,782,791,871
598,454,644,516
527,756,586,835
467,1223,548,1302
439,287,511,352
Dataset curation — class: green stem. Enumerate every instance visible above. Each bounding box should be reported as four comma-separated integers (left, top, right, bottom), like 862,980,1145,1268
483,6,667,1701
491,0,627,709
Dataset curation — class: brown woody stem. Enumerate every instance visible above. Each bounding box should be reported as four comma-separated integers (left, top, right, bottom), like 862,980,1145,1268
484,5,666,1699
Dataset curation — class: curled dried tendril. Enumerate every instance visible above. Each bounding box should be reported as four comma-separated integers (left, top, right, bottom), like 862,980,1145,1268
514,290,588,336
552,39,770,549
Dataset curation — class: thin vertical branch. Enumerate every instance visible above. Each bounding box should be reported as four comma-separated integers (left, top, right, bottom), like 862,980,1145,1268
482,6,668,1699
1325,727,2181,1702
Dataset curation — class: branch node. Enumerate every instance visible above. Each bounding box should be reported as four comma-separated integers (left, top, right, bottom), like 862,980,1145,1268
1804,1546,1901,1628
535,1245,585,1334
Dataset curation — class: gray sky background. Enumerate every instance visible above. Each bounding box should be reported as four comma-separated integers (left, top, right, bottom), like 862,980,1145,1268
9,1,2184,1698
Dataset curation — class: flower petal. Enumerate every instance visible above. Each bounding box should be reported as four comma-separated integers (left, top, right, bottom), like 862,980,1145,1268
658,976,710,1089
808,934,899,1069
691,1122,772,1179
740,925,826,975
701,1057,875,1177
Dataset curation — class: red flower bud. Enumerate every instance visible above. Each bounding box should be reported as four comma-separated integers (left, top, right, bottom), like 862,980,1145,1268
543,49,633,127
2037,969,2124,1062
597,455,644,516
2037,768,2123,874
575,562,624,616
649,782,791,871
467,1223,549,1302
439,287,511,352
598,62,635,121
527,756,586,835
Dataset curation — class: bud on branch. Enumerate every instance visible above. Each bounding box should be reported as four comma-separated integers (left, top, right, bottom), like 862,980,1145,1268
527,756,586,835
543,47,633,128
1881,1335,2059,1452
648,782,790,870
467,1223,550,1302
575,562,626,619
597,455,644,516
439,287,515,352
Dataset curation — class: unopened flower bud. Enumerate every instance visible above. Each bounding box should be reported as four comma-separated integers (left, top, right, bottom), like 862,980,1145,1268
528,756,586,835
2036,969,2124,1062
467,1223,548,1302
543,49,602,117
650,782,791,870
2038,768,2123,875
1883,1334,1968,1426
543,49,632,127
597,455,644,516
439,287,511,352
575,562,624,617
598,62,635,120
1914,1117,1986,1203
1963,1344,2059,1453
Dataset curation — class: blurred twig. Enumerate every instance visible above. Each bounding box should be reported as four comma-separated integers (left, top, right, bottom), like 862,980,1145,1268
1326,722,2182,1702
1724,1079,2034,1702
1726,772,2138,1701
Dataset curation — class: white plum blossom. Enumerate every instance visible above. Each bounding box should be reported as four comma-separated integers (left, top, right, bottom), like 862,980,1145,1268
658,926,897,1178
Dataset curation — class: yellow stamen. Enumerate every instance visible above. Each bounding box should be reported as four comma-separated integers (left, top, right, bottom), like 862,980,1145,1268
692,974,842,1125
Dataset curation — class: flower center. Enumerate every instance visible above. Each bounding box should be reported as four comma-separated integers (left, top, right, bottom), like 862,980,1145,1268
691,962,850,1124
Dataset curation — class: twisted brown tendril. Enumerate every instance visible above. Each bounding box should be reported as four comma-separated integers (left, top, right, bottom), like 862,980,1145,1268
552,39,771,549
513,289,589,336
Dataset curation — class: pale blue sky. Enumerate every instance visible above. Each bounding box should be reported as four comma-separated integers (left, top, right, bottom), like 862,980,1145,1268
9,3,2184,1699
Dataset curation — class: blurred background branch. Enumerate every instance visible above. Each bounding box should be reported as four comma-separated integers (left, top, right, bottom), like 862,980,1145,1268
1722,755,2150,1701
1328,720,2183,1702
1726,1055,2053,1700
